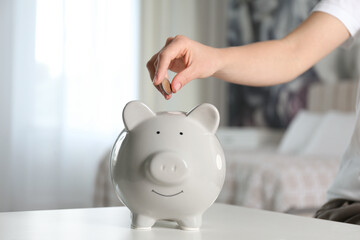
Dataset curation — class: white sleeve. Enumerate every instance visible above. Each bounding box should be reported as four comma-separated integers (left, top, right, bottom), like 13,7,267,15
312,0,360,38
313,0,360,111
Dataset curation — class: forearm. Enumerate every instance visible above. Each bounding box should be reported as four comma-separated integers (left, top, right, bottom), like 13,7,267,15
213,12,350,87
213,40,301,86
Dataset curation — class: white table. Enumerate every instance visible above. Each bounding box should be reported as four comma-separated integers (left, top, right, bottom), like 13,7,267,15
0,203,359,240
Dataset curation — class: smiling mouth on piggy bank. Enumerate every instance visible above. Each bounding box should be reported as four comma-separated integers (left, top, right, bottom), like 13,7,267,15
151,189,184,197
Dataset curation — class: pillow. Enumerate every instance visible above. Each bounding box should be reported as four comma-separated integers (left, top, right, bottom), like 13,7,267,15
301,111,355,157
217,127,283,151
278,110,323,154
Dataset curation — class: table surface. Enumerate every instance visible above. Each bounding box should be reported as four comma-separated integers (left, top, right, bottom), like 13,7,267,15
0,203,359,240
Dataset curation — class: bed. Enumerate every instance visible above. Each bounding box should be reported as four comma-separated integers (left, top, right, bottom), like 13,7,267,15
216,80,358,215
216,127,342,214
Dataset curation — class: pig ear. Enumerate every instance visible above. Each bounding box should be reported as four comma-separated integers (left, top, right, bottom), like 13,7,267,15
187,103,220,134
123,101,155,131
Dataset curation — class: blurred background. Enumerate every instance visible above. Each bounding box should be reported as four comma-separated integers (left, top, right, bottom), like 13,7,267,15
1,0,359,215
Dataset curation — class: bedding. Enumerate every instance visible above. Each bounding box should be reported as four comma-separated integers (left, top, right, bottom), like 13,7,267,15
216,150,340,212
215,109,355,213
301,111,355,157
277,110,323,154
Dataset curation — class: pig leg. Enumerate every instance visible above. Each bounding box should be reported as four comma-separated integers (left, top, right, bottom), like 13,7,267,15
177,215,202,231
131,213,156,230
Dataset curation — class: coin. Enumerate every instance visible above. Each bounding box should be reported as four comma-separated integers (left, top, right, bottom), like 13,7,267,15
160,78,172,95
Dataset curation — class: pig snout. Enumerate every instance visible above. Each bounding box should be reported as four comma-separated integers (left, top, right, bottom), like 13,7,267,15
146,152,188,185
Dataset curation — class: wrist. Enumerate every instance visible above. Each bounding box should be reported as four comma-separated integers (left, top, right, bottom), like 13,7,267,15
212,47,232,80
211,47,225,78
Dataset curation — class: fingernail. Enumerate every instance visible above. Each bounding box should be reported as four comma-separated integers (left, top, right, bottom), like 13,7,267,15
173,82,181,92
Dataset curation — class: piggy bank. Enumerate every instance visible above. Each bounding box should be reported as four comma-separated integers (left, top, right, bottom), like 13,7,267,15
110,101,226,230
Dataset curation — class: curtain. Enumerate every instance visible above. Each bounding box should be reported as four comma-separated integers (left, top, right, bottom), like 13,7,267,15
139,0,229,124
0,0,139,211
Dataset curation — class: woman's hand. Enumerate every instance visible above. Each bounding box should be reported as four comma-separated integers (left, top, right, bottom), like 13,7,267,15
147,35,220,99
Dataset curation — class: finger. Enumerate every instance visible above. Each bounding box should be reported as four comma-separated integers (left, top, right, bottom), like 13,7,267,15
150,37,175,84
153,59,174,99
165,37,174,46
147,53,159,82
154,83,161,92
171,67,196,93
153,58,159,83
153,39,186,85
147,37,174,83
165,93,172,100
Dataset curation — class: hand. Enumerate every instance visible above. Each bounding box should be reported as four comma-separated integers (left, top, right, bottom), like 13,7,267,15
147,35,219,99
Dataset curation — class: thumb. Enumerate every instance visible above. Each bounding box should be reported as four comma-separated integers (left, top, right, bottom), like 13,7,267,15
171,67,196,93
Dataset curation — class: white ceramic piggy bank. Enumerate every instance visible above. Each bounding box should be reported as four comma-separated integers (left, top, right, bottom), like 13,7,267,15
110,101,226,230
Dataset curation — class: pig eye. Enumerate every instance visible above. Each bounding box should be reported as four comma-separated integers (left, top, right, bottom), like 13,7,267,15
179,132,183,135
156,131,160,134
